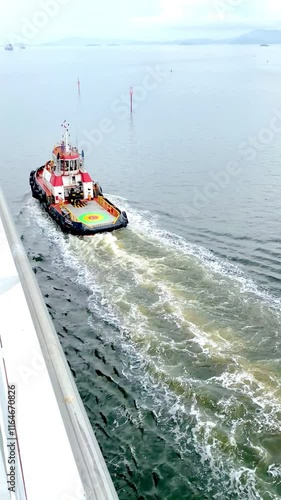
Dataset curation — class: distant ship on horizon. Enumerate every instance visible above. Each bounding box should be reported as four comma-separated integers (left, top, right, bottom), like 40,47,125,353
260,43,269,47
4,43,13,51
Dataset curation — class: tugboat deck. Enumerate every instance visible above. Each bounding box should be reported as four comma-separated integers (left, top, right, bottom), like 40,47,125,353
29,123,128,235
64,200,117,227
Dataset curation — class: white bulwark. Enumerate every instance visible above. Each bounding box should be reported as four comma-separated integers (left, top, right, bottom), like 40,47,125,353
0,189,118,500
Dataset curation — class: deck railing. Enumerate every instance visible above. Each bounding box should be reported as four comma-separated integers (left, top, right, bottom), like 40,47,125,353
0,188,119,500
60,203,79,222
97,196,119,220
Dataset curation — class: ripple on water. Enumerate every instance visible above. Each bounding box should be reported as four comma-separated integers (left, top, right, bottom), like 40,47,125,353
19,197,281,499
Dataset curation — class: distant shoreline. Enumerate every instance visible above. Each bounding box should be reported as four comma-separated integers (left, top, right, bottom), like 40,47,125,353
9,29,281,48
3,42,280,48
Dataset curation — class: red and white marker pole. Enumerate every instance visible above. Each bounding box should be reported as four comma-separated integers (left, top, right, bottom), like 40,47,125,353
130,86,133,114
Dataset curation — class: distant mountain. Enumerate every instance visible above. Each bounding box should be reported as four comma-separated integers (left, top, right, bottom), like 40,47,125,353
38,30,281,47
40,37,144,46
40,36,214,46
179,38,216,45
179,30,281,45
40,37,104,46
227,29,281,44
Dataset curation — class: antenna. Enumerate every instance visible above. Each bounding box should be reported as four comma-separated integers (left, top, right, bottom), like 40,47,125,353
76,77,81,151
61,120,70,153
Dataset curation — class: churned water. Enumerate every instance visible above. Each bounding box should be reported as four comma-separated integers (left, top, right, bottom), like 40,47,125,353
1,45,281,499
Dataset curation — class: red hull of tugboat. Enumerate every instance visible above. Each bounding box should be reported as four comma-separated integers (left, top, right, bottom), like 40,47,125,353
30,168,128,235
29,123,128,235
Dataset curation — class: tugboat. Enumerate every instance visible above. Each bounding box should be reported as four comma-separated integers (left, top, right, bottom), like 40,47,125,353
29,122,128,235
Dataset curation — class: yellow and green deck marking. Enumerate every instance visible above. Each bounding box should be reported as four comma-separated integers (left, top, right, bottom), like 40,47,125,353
68,200,116,227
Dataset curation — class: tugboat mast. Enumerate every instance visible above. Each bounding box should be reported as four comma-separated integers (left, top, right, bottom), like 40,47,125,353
61,120,70,153
29,121,128,235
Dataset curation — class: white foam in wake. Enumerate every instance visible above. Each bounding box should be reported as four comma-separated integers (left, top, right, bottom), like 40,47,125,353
109,194,281,312
20,196,281,500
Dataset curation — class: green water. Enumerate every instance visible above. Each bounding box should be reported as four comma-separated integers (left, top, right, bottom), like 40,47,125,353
19,197,281,499
2,45,281,498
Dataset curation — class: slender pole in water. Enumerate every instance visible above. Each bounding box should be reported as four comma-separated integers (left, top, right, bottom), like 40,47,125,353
130,86,133,114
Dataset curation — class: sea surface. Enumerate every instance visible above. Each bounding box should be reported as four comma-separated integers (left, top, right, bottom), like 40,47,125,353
1,45,281,499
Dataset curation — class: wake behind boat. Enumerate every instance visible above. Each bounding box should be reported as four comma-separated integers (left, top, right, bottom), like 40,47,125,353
29,122,128,235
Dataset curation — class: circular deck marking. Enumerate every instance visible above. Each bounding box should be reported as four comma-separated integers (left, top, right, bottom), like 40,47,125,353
78,212,111,224
88,215,100,221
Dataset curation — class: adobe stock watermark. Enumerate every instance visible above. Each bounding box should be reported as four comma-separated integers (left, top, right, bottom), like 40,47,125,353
79,65,170,155
238,108,281,161
8,0,72,45
179,161,242,218
180,108,281,218
212,0,245,21
17,344,61,385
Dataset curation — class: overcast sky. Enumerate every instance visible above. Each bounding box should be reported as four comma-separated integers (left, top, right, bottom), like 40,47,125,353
2,0,281,43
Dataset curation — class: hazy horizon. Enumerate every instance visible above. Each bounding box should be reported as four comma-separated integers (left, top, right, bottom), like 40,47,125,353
2,1,281,45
